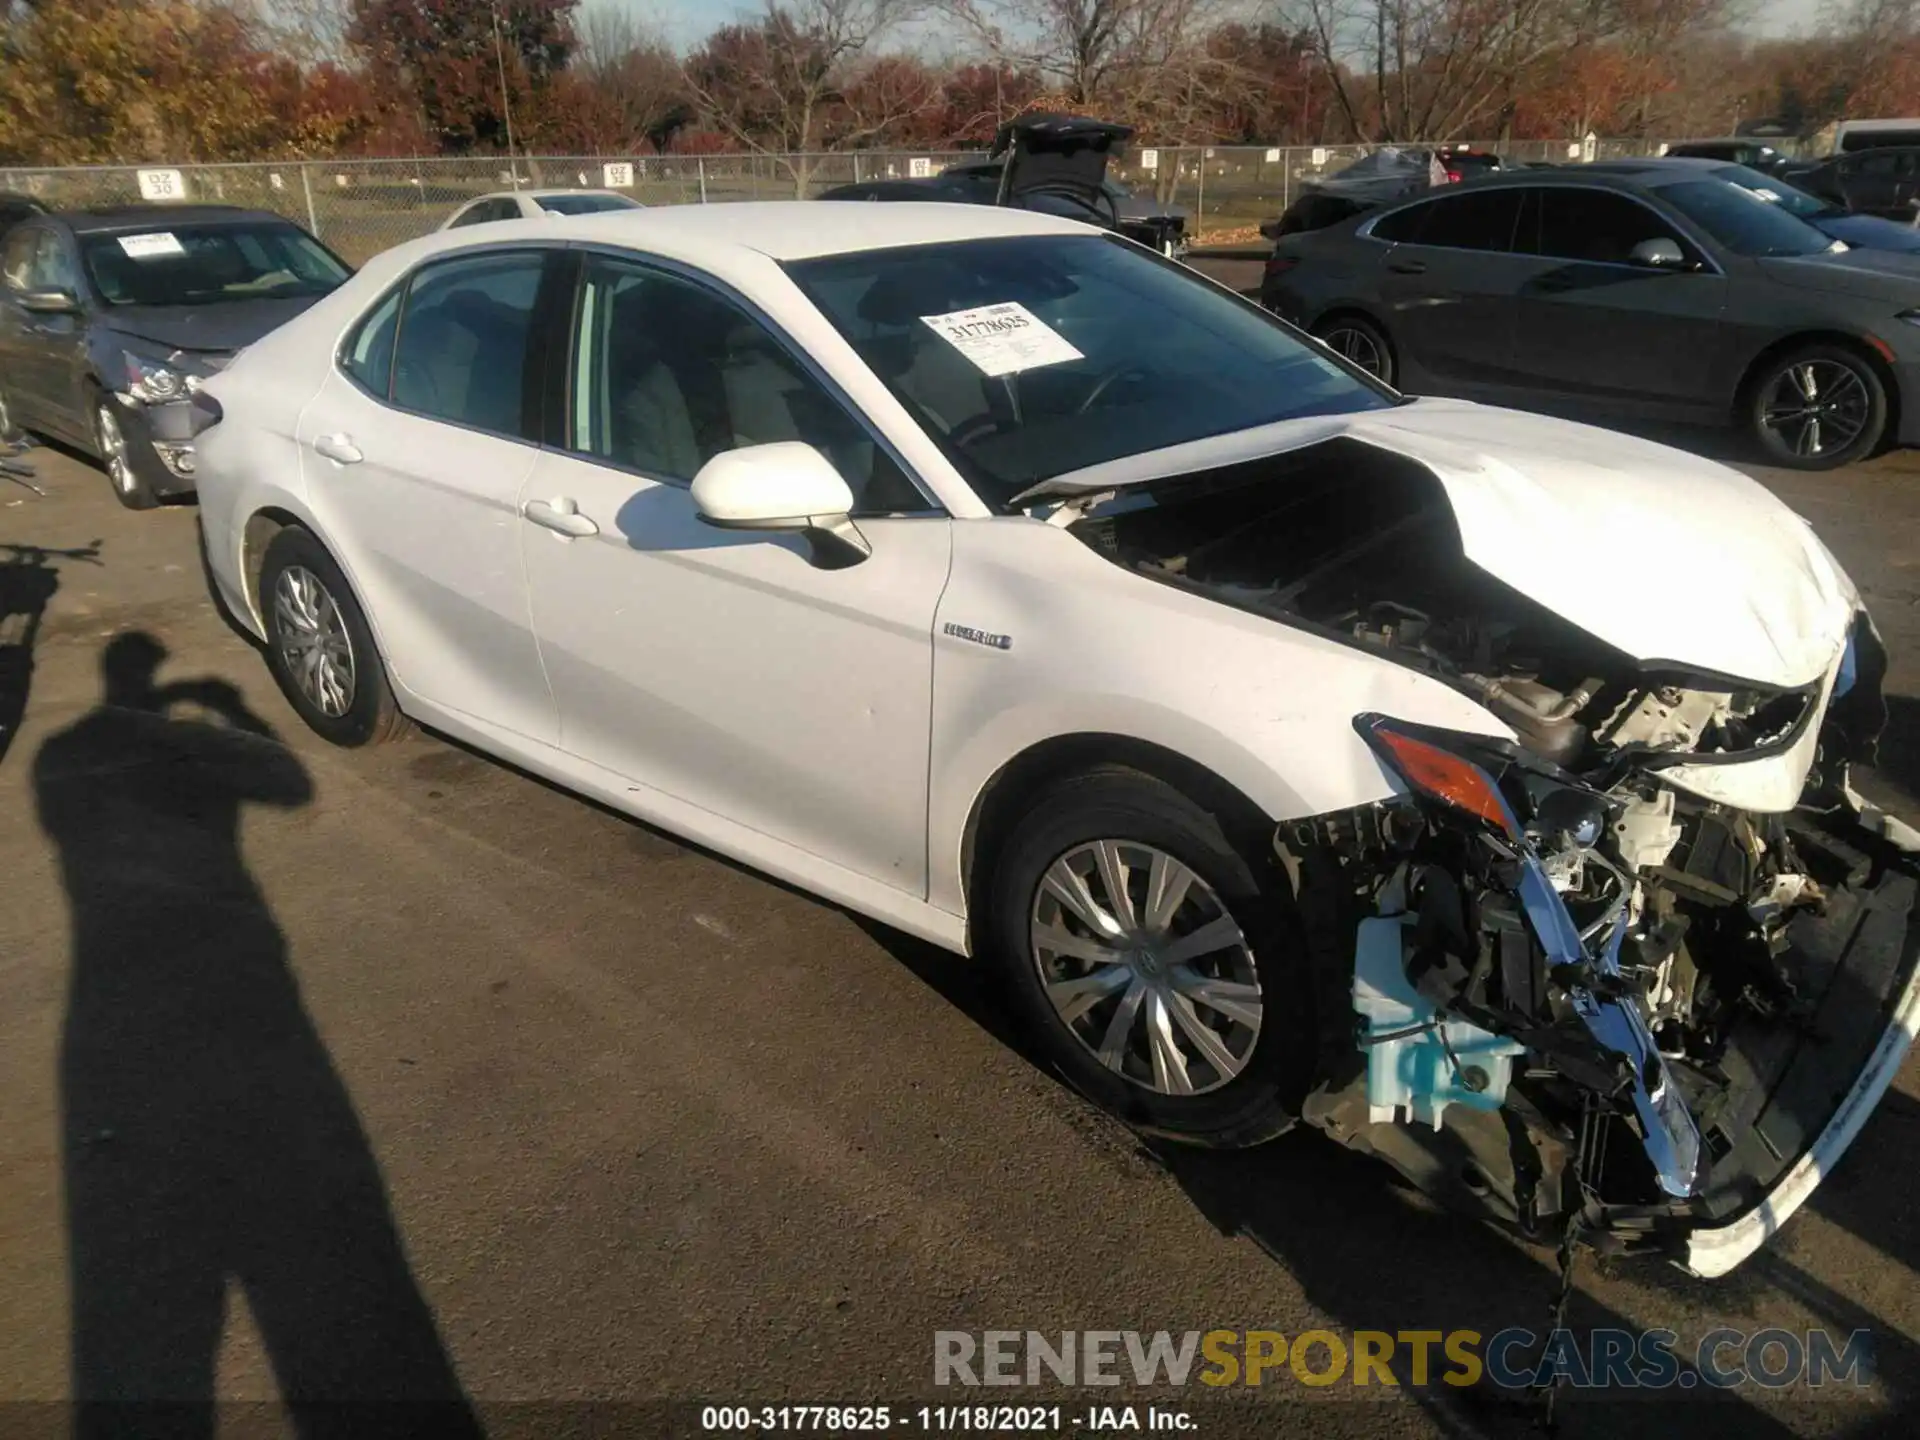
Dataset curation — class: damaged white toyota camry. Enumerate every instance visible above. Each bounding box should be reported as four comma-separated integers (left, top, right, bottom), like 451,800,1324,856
191,202,1919,1278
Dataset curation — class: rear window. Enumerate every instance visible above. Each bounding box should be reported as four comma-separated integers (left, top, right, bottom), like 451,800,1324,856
535,194,641,216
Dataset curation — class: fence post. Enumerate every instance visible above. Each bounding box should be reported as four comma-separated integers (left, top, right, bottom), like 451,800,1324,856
853,152,863,184
1196,150,1206,240
300,163,320,241
698,158,708,204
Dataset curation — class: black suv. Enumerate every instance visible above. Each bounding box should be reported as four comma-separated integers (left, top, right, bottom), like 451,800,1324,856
0,204,350,508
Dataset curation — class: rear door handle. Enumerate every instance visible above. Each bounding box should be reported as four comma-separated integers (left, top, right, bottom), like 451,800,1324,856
313,433,362,464
522,496,599,539
1387,259,1427,275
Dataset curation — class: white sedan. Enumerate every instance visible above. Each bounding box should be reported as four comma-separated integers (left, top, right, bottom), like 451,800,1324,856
440,188,642,229
191,201,1920,1276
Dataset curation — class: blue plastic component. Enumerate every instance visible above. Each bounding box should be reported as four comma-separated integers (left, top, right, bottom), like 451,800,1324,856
1353,916,1527,1130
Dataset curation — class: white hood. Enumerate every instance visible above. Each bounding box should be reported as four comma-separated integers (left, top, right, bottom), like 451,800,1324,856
1038,398,1856,690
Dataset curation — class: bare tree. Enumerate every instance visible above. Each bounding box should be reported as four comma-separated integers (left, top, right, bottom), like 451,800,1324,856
683,0,934,195
574,3,691,150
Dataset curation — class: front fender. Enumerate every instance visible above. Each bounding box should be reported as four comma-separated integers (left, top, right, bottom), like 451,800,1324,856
926,517,1514,920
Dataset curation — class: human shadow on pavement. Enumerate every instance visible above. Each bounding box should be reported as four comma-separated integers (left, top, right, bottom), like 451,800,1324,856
0,540,100,770
37,632,481,1440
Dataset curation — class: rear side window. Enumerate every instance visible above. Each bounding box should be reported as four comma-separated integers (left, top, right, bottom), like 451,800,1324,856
1371,190,1522,251
388,251,548,439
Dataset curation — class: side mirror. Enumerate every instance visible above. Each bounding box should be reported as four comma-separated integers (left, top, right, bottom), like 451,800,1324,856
690,442,870,569
1628,238,1687,269
18,287,79,314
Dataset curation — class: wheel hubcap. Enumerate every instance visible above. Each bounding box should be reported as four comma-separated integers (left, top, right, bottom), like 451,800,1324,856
1029,840,1263,1097
1321,326,1386,379
95,404,136,494
1761,360,1869,458
273,565,356,717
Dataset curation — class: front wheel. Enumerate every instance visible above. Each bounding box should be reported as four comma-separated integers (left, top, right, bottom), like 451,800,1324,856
1745,344,1888,470
982,767,1315,1148
259,526,411,748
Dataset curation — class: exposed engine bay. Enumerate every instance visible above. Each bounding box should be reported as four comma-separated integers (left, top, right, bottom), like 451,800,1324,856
1065,439,1918,1268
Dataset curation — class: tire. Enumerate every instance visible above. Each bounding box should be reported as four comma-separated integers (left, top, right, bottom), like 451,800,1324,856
1313,314,1395,386
982,766,1315,1148
91,387,158,510
259,526,411,747
1744,343,1888,470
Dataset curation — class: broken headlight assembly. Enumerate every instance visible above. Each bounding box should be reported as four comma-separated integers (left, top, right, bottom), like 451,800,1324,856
1352,714,1703,1202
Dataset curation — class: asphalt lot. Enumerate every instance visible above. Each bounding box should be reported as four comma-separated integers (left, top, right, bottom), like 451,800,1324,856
3,397,1920,1437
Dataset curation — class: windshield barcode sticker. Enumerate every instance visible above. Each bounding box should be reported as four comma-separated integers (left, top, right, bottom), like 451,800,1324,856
118,232,185,259
920,302,1083,377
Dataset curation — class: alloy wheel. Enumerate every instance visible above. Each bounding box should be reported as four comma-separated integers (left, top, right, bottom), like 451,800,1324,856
274,565,357,718
94,403,137,496
1319,325,1388,380
1761,360,1871,460
1029,840,1263,1097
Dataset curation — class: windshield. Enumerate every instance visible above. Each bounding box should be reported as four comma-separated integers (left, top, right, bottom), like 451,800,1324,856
1649,178,1838,257
1707,165,1835,219
536,193,640,215
785,234,1392,509
81,222,348,306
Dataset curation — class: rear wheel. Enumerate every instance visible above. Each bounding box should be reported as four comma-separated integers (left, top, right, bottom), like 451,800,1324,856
982,767,1314,1148
259,526,411,748
1745,344,1887,470
1313,315,1395,386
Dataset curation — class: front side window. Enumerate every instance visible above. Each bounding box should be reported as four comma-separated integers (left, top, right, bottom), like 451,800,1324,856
567,256,929,513
1524,188,1699,265
786,234,1393,509
80,222,347,306
390,251,546,438
1651,179,1834,257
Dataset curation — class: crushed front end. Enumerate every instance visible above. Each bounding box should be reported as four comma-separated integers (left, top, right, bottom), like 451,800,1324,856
1284,619,1920,1274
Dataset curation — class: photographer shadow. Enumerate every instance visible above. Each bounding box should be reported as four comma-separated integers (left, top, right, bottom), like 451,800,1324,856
37,632,479,1438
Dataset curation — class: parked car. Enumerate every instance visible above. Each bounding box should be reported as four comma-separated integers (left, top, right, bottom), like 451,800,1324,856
441,189,644,229
0,204,351,507
192,200,1917,1276
1261,166,1920,468
1260,147,1451,240
1788,146,1920,222
1585,156,1920,253
1664,138,1795,175
818,114,1189,257
1435,144,1507,181
1831,118,1920,153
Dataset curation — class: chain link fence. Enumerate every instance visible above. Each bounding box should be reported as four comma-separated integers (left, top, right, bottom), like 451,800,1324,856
1,139,1695,265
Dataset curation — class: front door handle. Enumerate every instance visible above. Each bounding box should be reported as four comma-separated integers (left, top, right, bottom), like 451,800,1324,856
1387,259,1427,275
522,496,599,538
313,433,362,464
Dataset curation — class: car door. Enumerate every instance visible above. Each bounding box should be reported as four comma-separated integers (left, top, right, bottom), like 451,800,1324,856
0,224,44,427
27,227,95,440
295,246,562,744
1365,187,1534,393
518,251,952,893
1,225,90,437
1508,186,1731,414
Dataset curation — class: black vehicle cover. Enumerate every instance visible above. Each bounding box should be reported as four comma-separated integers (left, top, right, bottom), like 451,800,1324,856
990,113,1134,220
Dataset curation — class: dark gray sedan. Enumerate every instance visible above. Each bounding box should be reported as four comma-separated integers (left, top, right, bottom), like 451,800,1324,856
0,205,349,507
1261,167,1920,468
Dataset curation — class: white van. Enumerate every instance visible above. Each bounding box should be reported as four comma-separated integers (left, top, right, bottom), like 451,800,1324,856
1834,118,1920,153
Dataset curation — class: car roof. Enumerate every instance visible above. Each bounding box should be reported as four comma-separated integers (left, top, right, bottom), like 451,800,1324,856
468,189,632,202
62,204,286,234
510,199,1089,261
1668,138,1773,148
1431,168,1681,194
1581,156,1734,174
